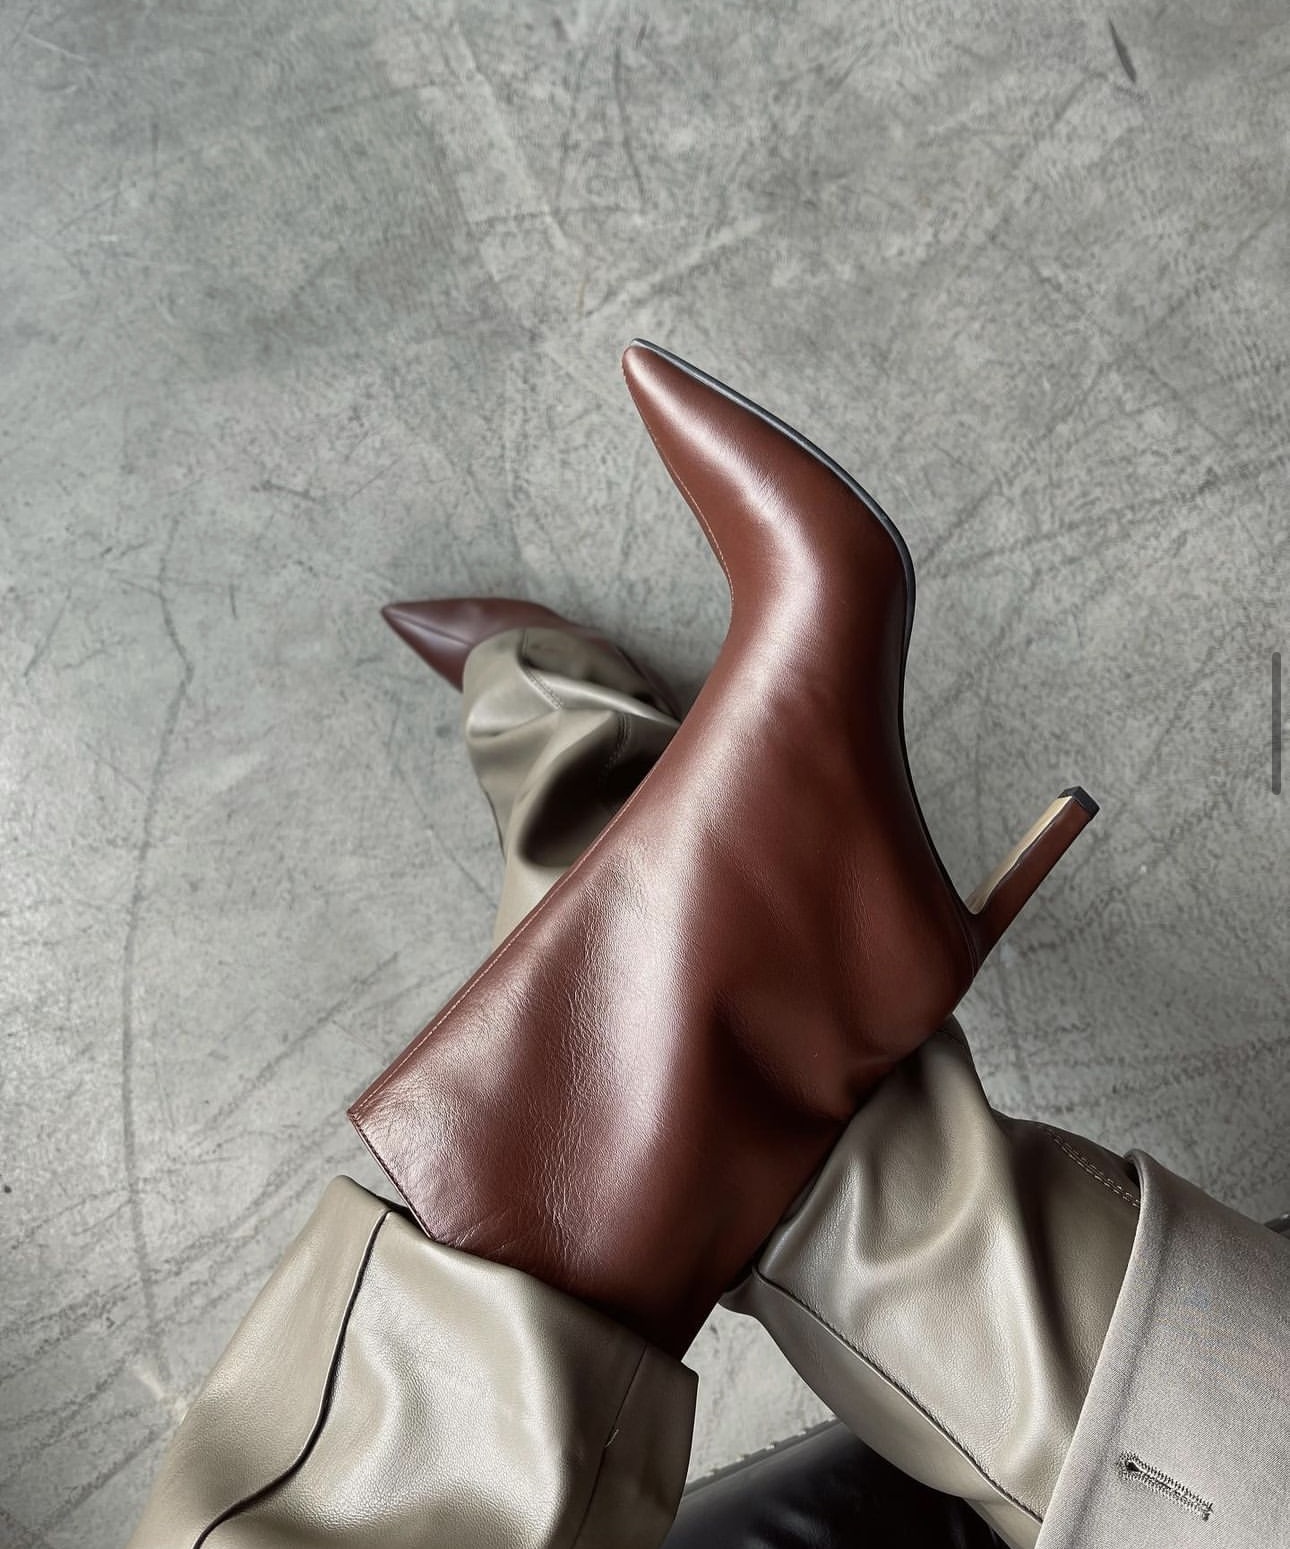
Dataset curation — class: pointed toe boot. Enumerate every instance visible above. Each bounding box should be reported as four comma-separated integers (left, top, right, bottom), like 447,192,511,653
350,341,1097,1355
382,596,680,716
382,598,590,689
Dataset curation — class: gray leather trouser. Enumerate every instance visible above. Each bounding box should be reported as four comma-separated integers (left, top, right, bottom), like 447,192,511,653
128,625,1133,1548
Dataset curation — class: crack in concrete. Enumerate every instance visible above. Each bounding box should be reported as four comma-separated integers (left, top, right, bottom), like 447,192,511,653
120,516,194,1391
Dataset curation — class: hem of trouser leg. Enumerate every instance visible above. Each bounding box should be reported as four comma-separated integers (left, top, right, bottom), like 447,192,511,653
569,1338,697,1545
566,1346,649,1546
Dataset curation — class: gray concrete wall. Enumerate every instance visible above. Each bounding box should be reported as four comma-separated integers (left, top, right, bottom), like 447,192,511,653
2,1,1287,1541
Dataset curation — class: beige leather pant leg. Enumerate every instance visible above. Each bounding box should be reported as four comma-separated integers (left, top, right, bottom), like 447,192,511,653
459,625,680,945
128,1180,696,1549
724,1020,1139,1549
127,633,692,1549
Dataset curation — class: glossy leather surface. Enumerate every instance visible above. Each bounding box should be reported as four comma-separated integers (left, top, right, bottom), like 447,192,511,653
667,1423,1003,1548
129,1177,694,1549
349,342,1086,1355
725,1024,1139,1549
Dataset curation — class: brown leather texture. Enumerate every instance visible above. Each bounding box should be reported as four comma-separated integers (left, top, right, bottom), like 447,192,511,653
350,342,1074,1355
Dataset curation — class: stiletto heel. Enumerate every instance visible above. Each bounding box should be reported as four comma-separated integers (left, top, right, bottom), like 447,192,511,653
964,786,1099,960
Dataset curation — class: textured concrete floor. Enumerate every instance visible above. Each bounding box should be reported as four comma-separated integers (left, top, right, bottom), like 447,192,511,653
3,0,1290,1542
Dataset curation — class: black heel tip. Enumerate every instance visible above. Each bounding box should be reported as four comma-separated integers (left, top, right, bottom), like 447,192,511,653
1061,785,1099,818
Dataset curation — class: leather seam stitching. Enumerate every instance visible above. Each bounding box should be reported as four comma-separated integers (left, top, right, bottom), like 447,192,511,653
747,1265,1045,1525
1038,1125,1140,1209
680,1422,838,1497
518,630,569,711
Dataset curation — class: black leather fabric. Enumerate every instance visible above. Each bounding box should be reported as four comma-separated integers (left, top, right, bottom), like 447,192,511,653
665,1423,1003,1548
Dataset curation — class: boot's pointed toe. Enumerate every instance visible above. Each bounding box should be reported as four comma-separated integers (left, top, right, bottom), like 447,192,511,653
382,598,576,689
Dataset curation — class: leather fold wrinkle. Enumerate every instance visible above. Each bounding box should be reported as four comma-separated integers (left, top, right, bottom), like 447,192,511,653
724,1022,1141,1549
128,1177,696,1549
462,627,681,945
349,341,1086,1356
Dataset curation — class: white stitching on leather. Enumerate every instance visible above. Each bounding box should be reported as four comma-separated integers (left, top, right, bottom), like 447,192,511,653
1039,1125,1140,1208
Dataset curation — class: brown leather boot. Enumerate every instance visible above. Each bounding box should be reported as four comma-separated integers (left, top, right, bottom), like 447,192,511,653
350,341,1097,1356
